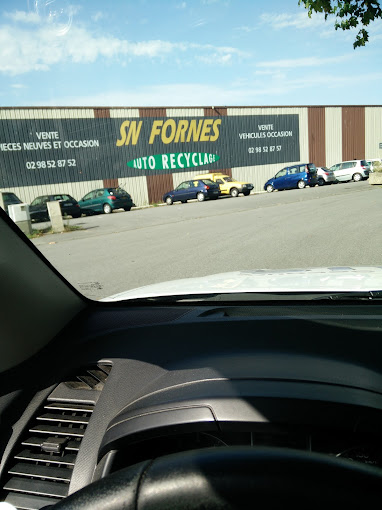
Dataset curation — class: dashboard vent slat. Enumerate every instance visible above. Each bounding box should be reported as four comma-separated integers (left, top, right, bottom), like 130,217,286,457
44,402,94,412
64,362,112,390
5,492,62,510
29,424,86,437
14,449,77,466
4,476,69,498
22,437,81,452
37,412,90,425
9,462,72,482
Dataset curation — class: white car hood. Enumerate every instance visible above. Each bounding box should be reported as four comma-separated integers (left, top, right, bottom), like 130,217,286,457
102,266,382,301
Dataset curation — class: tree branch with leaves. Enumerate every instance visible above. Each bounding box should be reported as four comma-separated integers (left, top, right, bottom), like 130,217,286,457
299,0,382,48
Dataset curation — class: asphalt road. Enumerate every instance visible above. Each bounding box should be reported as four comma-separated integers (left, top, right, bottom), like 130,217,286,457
32,181,382,299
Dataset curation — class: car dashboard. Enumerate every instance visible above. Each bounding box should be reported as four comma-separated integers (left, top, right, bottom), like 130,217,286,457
1,301,382,509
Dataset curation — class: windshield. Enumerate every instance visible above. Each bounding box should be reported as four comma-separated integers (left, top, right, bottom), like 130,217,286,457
1,0,382,301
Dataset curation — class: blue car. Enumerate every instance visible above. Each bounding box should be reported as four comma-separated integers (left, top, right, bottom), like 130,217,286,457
163,179,220,205
264,163,318,192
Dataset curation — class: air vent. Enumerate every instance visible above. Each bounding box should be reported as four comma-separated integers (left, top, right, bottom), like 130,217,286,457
64,363,111,391
3,401,94,509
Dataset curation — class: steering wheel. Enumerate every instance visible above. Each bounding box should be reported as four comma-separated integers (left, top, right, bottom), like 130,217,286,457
54,446,382,509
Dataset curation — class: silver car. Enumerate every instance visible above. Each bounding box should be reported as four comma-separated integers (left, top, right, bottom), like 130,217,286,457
329,160,370,182
316,167,337,185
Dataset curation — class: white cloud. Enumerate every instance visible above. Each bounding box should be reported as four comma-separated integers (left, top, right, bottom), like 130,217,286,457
91,11,104,22
191,18,207,27
234,26,254,33
257,54,352,69
23,69,382,107
175,2,187,8
4,10,41,24
0,14,246,75
198,53,232,64
260,11,327,30
233,11,329,37
11,83,26,89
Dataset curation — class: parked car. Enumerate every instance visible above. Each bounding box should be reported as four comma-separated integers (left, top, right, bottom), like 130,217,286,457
366,159,382,172
163,179,220,205
78,188,134,214
329,160,370,182
264,163,318,192
194,172,254,197
316,167,337,186
1,191,23,214
29,194,81,221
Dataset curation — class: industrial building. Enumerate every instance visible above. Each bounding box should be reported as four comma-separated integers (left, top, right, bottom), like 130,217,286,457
0,106,381,207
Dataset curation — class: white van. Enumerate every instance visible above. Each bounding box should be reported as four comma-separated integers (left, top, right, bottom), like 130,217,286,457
329,160,370,182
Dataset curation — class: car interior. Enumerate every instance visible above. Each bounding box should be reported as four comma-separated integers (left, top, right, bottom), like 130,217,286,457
1,205,382,509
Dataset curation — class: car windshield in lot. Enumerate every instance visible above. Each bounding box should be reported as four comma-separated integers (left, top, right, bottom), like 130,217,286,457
0,0,382,301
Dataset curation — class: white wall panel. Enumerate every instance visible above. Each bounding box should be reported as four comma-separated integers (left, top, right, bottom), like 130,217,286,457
365,107,382,159
118,176,149,207
0,180,104,205
166,108,205,117
325,107,342,167
109,109,140,118
0,109,95,120
232,163,285,193
172,170,200,188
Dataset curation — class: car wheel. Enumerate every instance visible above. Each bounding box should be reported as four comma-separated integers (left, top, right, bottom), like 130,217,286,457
353,173,362,182
243,190,250,196
197,192,205,202
230,187,239,197
124,207,131,211
297,180,306,189
317,178,325,186
266,184,274,193
72,212,81,218
103,203,112,214
165,196,173,205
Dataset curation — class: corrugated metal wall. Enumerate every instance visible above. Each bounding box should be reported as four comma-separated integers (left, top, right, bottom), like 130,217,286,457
3,180,105,205
325,107,342,168
365,107,382,159
308,107,325,167
342,107,365,161
1,106,381,208
147,173,173,204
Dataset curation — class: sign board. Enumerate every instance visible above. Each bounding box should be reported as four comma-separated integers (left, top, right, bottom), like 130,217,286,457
0,115,300,187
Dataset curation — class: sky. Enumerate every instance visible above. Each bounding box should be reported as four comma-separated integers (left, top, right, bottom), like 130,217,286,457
0,0,382,107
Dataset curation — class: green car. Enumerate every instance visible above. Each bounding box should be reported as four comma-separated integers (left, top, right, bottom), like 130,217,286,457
78,188,134,215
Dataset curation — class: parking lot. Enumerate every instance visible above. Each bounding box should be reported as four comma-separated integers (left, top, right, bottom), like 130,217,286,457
31,180,382,299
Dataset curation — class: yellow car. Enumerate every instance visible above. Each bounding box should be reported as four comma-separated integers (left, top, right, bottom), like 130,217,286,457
194,172,254,197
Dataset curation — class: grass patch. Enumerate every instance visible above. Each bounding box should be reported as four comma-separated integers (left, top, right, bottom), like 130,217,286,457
27,224,84,239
